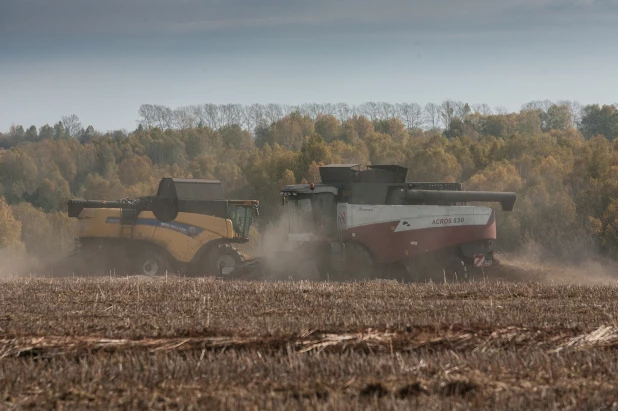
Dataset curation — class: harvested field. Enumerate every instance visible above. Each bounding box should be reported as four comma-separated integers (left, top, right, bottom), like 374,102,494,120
3,277,618,409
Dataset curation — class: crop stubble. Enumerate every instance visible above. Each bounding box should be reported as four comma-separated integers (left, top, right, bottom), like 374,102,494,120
2,277,618,409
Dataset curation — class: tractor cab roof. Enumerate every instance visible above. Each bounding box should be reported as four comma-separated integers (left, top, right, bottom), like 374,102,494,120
280,184,338,195
319,163,408,184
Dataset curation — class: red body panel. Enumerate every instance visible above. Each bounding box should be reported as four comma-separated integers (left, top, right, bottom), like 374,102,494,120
342,212,496,264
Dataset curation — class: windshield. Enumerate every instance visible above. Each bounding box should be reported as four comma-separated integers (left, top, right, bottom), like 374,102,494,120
285,193,336,236
287,197,314,234
228,205,253,238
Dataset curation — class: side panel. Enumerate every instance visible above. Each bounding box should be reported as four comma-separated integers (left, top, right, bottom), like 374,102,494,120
78,209,232,263
149,212,232,263
78,209,128,238
339,204,496,263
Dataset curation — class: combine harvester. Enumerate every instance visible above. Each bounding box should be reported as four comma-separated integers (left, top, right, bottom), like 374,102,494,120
66,178,259,276
63,166,515,282
275,164,516,281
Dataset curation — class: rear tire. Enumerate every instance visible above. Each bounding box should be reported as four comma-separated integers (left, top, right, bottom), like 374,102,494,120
207,244,243,278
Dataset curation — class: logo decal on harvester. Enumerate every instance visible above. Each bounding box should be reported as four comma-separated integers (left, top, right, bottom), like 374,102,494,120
431,217,465,225
105,217,204,238
340,204,493,232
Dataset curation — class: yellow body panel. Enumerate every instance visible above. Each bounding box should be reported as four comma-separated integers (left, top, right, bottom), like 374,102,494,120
77,208,234,263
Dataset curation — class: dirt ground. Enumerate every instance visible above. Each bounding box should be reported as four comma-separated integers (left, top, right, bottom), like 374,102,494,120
3,272,618,410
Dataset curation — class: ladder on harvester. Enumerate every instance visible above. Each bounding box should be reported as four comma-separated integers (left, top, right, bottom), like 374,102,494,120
120,207,138,238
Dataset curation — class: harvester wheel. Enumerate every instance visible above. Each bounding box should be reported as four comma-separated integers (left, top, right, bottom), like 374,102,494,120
136,250,170,276
400,260,420,283
343,242,374,280
444,255,467,282
207,244,243,278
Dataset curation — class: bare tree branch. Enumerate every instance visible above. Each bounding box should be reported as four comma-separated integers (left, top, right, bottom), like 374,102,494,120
424,103,441,129
396,103,423,130
472,103,492,116
61,114,82,138
358,102,380,121
439,100,456,131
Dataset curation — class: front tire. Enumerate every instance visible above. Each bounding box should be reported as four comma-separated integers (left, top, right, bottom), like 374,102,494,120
135,249,171,276
207,244,243,278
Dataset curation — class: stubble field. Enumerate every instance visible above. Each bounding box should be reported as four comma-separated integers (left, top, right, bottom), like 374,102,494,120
3,272,618,410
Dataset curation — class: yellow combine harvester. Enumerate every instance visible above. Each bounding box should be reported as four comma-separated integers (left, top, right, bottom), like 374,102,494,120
67,178,259,277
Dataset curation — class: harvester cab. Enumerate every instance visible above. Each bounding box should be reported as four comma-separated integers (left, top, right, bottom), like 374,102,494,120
280,164,516,281
67,178,259,277
281,183,338,242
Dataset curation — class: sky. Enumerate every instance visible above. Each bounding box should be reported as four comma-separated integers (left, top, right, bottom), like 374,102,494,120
1,0,617,132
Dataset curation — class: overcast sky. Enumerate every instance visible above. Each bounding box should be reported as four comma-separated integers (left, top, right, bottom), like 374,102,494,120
1,0,617,131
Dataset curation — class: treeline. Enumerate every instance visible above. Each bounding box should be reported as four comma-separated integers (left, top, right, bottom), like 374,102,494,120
1,101,618,260
4,101,618,148
135,101,617,134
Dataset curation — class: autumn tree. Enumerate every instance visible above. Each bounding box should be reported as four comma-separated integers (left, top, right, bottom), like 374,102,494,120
467,161,523,193
256,112,314,150
0,150,39,203
31,171,71,211
242,144,298,219
445,118,465,139
118,156,153,186
0,198,24,252
541,104,572,132
11,203,55,254
329,140,370,165
373,118,408,143
406,144,462,182
314,114,341,142
24,125,38,141
146,135,187,166
517,110,542,135
219,124,253,150
347,116,374,140
296,134,333,179
364,132,393,164
580,104,618,140
79,174,126,200
185,127,221,159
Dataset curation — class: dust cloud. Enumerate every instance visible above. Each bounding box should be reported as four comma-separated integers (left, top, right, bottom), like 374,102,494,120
494,242,618,285
0,250,43,278
0,247,115,278
252,216,321,281
4,217,618,284
253,222,618,284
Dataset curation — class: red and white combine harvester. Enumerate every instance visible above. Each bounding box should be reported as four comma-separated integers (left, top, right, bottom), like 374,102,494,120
279,164,516,281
